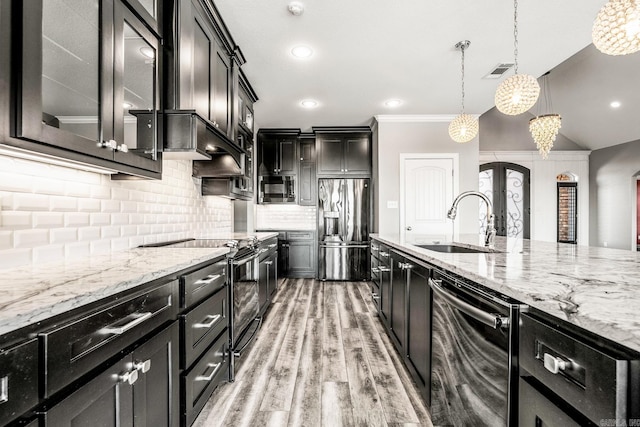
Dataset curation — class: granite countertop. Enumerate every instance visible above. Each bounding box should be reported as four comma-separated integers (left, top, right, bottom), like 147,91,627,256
0,247,230,337
372,233,640,354
0,232,280,338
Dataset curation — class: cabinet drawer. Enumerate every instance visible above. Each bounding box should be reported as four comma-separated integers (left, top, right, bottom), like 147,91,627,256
286,231,314,240
371,256,380,283
378,245,391,267
180,286,228,369
182,331,228,426
520,314,631,425
41,280,178,398
519,378,582,427
0,339,38,425
181,259,227,309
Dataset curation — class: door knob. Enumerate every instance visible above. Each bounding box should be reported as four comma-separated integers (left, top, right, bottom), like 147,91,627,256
406,226,412,231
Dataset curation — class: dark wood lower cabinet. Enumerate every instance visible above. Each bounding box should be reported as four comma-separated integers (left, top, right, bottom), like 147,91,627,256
40,322,179,427
405,261,431,402
390,250,406,350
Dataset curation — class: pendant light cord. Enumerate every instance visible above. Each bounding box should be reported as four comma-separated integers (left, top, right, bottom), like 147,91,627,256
513,0,519,75
461,44,466,113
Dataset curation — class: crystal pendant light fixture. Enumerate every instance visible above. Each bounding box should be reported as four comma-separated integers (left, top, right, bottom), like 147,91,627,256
494,0,540,115
592,0,640,55
449,40,479,143
528,73,561,159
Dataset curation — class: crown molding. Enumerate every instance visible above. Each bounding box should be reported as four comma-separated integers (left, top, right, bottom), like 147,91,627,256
374,114,479,123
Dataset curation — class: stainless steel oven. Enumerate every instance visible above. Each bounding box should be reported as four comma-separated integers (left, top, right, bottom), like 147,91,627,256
429,269,527,426
228,248,261,381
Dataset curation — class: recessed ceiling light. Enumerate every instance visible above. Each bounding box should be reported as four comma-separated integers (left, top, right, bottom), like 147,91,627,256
288,1,304,16
610,101,621,108
123,102,133,109
300,99,318,108
140,46,155,59
384,99,402,108
291,45,313,58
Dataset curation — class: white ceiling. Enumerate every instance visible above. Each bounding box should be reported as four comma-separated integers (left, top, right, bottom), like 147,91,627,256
214,0,638,150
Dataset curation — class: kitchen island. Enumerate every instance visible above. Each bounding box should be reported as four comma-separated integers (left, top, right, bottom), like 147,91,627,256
372,233,640,353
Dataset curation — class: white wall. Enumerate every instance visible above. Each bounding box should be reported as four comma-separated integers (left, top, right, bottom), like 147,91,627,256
374,116,480,236
480,151,590,245
0,155,233,269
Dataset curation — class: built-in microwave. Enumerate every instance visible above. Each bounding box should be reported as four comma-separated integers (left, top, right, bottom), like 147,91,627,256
259,175,295,203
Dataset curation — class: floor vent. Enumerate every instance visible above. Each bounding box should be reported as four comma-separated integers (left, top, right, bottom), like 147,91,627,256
483,63,515,79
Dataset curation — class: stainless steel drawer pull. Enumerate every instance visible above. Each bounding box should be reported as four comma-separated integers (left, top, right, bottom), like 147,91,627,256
102,312,152,335
0,376,8,404
195,362,222,382
119,369,139,385
378,266,390,272
371,293,380,300
371,267,380,273
134,359,151,374
380,251,389,257
543,353,570,374
195,274,222,286
268,243,277,248
265,261,273,266
193,314,222,329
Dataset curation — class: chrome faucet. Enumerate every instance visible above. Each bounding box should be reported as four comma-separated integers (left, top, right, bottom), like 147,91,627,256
447,191,497,248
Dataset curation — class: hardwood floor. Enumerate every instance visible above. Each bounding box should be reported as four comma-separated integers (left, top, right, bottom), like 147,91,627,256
193,279,432,427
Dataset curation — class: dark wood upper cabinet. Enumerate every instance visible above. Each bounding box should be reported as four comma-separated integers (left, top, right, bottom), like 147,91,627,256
315,127,371,176
298,136,316,206
258,133,297,176
13,0,162,178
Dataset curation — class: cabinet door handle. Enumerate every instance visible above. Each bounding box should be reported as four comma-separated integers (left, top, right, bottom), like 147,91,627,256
134,359,151,374
371,293,380,300
380,251,389,258
378,266,390,272
102,312,153,335
193,314,222,329
371,267,380,273
268,243,277,248
194,274,222,286
119,369,139,385
196,362,222,382
0,376,8,404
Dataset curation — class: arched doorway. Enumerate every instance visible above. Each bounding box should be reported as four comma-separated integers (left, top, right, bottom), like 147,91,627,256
479,162,530,239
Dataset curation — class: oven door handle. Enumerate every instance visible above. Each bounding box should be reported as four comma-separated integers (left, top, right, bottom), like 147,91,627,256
428,278,509,329
233,252,259,266
233,316,263,358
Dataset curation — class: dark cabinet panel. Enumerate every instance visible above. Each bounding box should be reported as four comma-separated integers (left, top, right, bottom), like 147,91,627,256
379,247,392,324
406,261,431,400
288,241,314,277
212,50,231,135
316,132,371,176
279,139,296,175
317,138,343,174
266,252,278,298
258,255,269,312
258,135,297,176
298,139,316,206
260,137,279,176
390,250,406,350
0,339,39,425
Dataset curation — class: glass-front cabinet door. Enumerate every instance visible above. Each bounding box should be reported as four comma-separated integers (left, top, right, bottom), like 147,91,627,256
15,0,161,177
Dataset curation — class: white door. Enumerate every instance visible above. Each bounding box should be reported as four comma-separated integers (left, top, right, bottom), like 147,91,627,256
401,155,457,239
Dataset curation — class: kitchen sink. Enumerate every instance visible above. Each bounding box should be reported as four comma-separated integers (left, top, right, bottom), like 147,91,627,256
415,244,494,254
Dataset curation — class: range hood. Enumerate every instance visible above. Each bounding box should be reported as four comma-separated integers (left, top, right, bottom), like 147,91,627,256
158,110,245,173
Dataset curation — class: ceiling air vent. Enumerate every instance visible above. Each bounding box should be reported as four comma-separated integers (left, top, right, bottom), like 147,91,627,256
483,63,515,79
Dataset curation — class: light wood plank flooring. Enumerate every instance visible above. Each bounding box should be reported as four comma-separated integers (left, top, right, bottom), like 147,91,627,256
193,279,432,427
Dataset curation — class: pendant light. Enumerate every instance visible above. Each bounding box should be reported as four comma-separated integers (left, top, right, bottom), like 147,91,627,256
449,40,479,143
494,0,540,115
592,0,640,55
529,72,561,159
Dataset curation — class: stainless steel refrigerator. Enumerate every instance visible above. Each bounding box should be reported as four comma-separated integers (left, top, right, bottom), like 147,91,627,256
318,178,370,280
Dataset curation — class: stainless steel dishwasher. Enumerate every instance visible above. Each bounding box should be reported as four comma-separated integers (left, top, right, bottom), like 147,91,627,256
429,269,527,427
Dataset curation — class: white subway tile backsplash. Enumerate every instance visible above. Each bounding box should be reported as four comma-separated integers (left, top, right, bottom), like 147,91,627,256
0,157,232,268
1,211,32,228
50,196,78,212
50,228,78,244
14,229,49,248
33,245,65,264
0,231,12,250
65,212,90,227
0,248,32,269
33,212,65,228
78,198,101,212
78,227,101,241
65,242,91,260
13,193,50,211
